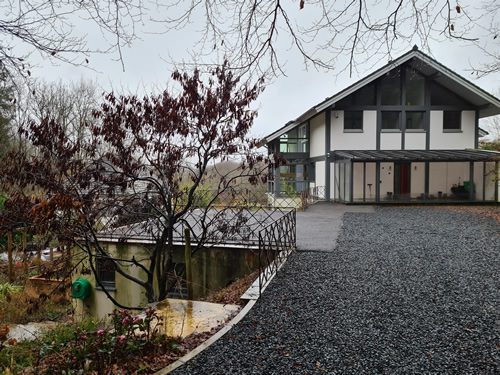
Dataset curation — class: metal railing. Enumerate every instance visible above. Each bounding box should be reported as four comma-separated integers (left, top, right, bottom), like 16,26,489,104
301,186,326,210
258,209,296,296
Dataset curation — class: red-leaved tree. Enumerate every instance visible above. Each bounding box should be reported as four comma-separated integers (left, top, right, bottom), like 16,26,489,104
0,64,275,306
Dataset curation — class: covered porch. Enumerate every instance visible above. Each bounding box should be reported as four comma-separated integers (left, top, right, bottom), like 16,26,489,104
332,149,500,204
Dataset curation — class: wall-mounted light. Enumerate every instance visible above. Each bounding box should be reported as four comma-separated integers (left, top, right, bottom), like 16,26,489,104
334,112,339,119
414,165,417,170
327,152,331,158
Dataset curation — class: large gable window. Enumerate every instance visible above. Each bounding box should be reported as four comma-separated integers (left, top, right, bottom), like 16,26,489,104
405,69,425,106
280,124,309,153
344,111,363,131
381,69,401,105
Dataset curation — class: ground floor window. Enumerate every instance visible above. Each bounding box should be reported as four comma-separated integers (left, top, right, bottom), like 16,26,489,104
279,161,309,195
96,257,115,289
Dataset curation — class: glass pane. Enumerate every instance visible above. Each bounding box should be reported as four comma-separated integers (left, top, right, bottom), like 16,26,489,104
406,112,425,130
382,112,401,129
431,83,469,106
344,111,363,130
353,83,376,105
443,111,461,130
381,68,401,105
406,69,425,106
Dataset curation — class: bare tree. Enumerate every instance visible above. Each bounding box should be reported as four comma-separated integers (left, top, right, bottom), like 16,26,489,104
159,1,499,78
0,1,144,77
2,1,498,81
0,64,274,307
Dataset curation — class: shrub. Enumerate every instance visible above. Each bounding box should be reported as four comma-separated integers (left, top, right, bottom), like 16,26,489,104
31,308,163,374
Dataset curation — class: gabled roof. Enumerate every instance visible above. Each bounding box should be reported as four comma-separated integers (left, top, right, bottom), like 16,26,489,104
264,47,500,143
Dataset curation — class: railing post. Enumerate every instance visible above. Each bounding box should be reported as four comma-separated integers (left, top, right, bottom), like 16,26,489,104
8,232,13,283
23,230,28,275
184,228,193,300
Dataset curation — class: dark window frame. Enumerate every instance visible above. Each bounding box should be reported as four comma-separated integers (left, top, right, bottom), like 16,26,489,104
381,111,401,131
344,111,363,132
96,257,116,290
443,111,462,131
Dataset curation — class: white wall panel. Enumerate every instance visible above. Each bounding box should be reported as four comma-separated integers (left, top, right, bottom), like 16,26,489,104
405,132,426,150
429,111,475,149
330,111,376,150
380,132,402,150
310,113,325,157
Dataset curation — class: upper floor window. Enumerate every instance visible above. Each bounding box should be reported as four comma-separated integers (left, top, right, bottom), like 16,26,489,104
344,111,363,131
381,111,401,130
381,69,401,105
280,123,309,153
406,111,425,130
405,69,425,106
443,111,461,131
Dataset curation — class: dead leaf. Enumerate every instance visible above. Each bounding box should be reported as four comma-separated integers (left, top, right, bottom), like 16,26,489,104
300,0,304,9
456,6,461,13
451,24,455,31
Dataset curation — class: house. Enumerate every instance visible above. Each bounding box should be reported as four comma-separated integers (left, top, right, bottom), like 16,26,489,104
262,47,500,203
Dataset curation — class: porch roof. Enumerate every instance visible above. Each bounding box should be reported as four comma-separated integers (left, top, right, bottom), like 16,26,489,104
333,149,500,162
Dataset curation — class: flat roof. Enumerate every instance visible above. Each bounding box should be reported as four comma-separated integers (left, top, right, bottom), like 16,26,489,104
333,149,500,162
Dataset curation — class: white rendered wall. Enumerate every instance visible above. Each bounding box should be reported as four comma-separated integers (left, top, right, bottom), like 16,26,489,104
484,161,497,201
315,160,326,187
473,162,484,201
310,113,325,158
365,163,377,202
405,132,426,150
380,132,402,150
331,163,338,200
380,162,394,198
330,110,377,150
352,163,364,201
429,162,470,197
429,110,476,149
411,162,426,198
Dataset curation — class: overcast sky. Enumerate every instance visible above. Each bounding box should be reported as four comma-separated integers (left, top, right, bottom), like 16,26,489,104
21,2,500,140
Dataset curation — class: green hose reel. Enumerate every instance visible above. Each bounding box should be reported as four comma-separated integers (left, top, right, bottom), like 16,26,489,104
72,278,92,300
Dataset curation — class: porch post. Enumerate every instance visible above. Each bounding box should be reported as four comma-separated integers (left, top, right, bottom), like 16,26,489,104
496,161,499,203
350,161,354,203
375,161,380,203
363,162,366,202
325,110,331,201
469,162,474,201
424,161,430,200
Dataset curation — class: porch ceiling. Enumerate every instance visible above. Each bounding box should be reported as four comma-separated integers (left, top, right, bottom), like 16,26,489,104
333,149,500,162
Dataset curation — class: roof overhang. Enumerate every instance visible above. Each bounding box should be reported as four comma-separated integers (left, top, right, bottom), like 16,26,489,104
263,48,500,144
333,149,500,163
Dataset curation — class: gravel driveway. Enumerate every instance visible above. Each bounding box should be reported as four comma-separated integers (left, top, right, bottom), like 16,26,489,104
172,207,499,374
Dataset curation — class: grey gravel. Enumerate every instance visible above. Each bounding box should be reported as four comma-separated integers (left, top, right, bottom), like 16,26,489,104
172,207,500,374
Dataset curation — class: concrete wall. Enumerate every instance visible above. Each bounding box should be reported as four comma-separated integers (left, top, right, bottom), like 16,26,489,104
72,243,260,321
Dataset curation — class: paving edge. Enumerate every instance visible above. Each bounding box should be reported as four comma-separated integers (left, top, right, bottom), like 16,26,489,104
154,250,292,374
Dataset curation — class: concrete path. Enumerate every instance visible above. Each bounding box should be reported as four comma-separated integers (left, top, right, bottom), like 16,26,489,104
296,201,374,252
